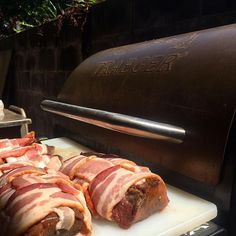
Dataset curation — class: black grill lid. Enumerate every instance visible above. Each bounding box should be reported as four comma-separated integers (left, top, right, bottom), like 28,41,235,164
42,23,236,185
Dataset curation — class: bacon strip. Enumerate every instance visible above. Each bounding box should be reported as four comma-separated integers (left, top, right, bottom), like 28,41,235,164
60,155,89,179
11,175,45,189
0,161,34,177
0,132,35,153
0,143,53,160
53,206,75,231
4,168,76,192
6,154,62,170
61,155,114,183
0,166,46,188
106,157,150,172
75,158,114,183
81,152,150,172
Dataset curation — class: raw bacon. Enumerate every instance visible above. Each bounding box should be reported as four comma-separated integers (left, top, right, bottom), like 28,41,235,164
0,165,46,188
0,132,35,153
0,141,62,171
81,152,150,172
0,161,34,177
0,143,54,160
61,155,114,183
6,154,62,171
0,168,69,209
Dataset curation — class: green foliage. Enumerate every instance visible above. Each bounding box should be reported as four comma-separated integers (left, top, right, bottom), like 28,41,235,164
0,0,101,37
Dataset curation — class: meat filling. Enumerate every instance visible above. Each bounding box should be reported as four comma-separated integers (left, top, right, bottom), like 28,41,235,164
112,178,169,229
24,208,87,236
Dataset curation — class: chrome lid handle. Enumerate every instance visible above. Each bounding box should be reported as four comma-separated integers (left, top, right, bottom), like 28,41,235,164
41,100,185,144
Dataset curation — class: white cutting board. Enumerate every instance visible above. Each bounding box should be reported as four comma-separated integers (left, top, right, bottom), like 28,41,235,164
43,137,91,160
43,137,217,236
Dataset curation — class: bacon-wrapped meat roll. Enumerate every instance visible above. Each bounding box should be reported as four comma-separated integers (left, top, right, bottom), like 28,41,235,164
0,168,92,236
90,165,169,228
61,153,169,229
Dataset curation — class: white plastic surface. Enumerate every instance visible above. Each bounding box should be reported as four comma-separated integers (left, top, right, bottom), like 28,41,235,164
42,137,217,236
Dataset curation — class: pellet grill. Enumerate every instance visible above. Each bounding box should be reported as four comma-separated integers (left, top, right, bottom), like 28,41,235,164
41,23,236,235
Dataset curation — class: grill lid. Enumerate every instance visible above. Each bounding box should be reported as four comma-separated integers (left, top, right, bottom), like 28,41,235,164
42,23,236,185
